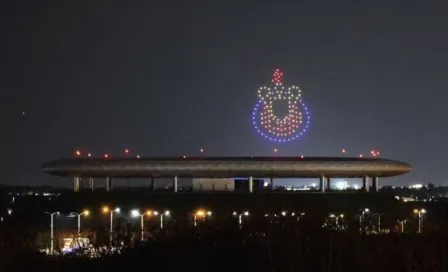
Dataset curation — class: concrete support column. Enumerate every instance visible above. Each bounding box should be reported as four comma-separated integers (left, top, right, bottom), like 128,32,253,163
326,178,331,191
319,176,326,192
362,176,370,192
106,177,112,192
249,176,254,193
150,177,156,191
88,178,94,191
73,177,80,192
173,176,178,193
270,177,274,191
372,177,379,192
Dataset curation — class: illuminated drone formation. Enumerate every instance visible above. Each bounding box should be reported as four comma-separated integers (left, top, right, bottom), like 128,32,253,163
252,69,310,143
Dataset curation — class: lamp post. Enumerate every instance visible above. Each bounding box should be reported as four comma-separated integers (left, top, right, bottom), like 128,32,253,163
329,213,344,229
414,208,426,233
45,211,59,254
131,209,158,241
193,210,212,227
377,213,383,232
69,210,90,235
360,208,369,233
103,207,120,243
398,219,407,233
131,209,147,241
160,211,170,229
233,211,249,228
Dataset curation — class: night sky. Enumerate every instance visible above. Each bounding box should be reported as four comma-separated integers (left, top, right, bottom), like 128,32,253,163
2,1,448,187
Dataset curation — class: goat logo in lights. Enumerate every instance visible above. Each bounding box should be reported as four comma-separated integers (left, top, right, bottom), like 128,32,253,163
252,69,310,143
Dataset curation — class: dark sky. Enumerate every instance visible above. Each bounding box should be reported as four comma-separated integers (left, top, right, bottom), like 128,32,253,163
1,1,448,187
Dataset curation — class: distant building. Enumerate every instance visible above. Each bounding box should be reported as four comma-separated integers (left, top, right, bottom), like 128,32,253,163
192,178,265,192
192,178,235,191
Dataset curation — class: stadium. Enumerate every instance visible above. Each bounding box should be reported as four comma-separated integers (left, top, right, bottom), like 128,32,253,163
42,156,411,193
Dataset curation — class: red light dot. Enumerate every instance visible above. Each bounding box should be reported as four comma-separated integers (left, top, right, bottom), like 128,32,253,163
87,153,91,157
104,154,109,158
125,149,129,154
75,150,81,156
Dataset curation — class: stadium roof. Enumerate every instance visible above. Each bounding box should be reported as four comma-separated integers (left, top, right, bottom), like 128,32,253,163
42,156,411,179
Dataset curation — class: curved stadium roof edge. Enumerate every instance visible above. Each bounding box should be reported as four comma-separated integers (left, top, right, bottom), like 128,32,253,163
41,156,412,179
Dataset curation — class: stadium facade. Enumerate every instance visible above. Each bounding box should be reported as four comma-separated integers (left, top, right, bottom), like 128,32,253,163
42,157,411,193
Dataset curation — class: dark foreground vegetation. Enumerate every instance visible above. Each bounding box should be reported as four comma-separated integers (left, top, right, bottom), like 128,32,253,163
2,221,448,272
1,188,448,271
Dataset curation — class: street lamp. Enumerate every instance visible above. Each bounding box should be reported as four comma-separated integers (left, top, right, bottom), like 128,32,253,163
131,209,149,241
398,219,407,233
103,206,120,243
377,213,383,232
45,211,60,254
193,210,212,227
68,210,90,235
233,211,249,228
360,208,369,233
158,210,170,229
288,212,306,222
329,213,344,228
413,208,426,233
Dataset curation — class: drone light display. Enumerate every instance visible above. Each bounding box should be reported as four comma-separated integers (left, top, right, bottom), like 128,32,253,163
252,68,310,143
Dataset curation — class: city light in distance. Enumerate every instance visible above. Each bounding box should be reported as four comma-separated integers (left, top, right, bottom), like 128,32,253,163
104,154,109,158
75,150,81,156
124,149,129,154
273,148,279,153
341,148,346,154
200,148,204,153
87,153,91,157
